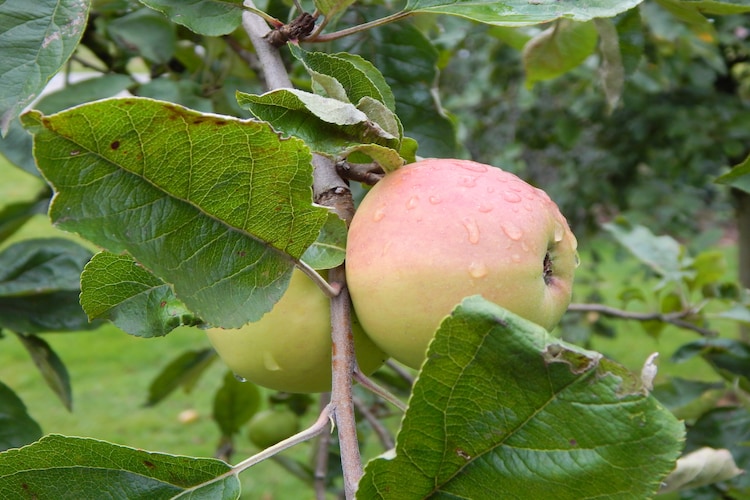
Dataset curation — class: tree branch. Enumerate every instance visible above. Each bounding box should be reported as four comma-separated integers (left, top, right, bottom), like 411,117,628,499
241,4,364,496
242,1,292,90
567,303,718,337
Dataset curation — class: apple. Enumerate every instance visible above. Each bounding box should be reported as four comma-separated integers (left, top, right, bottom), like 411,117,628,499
345,158,579,369
247,408,300,449
206,269,388,393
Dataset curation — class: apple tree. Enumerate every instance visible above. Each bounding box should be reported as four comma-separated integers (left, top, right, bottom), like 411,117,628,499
1,0,749,498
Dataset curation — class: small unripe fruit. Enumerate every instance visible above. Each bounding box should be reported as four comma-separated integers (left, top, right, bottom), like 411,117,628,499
346,158,578,369
206,269,388,393
247,408,300,449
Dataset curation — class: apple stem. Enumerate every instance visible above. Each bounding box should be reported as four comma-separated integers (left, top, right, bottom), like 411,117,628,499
297,259,341,297
353,368,408,412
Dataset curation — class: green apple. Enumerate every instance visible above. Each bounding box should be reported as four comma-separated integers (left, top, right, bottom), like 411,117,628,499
345,158,579,369
247,408,300,449
206,269,388,393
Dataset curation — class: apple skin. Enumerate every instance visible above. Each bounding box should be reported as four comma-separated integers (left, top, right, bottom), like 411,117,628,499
206,269,388,393
345,158,579,369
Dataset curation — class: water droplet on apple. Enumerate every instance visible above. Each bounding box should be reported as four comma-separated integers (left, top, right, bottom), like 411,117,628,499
429,195,442,205
486,186,496,193
233,373,247,382
574,252,581,268
502,191,522,203
406,195,419,210
462,217,480,244
511,253,522,263
459,176,477,188
478,203,494,213
468,261,488,278
460,162,488,173
263,352,281,371
502,222,523,241
373,207,386,221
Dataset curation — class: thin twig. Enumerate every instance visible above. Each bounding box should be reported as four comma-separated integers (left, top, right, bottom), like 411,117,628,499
567,303,718,337
385,359,415,386
353,396,395,450
233,403,334,473
353,368,407,412
307,11,413,43
314,393,333,500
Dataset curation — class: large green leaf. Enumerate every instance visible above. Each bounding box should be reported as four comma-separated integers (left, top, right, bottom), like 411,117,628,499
140,0,245,36
716,153,750,194
13,333,72,411
288,45,397,112
358,296,684,499
684,0,750,14
0,238,94,333
237,89,404,170
0,381,42,452
22,98,329,328
0,0,89,135
603,219,692,286
0,434,241,499
213,371,262,438
340,18,457,158
523,19,599,87
106,8,176,64
80,252,202,338
403,0,644,26
145,348,217,407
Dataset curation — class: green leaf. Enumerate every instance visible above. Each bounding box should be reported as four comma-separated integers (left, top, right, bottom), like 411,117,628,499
35,74,136,115
651,377,725,421
107,8,176,64
523,20,599,87
683,0,750,14
0,434,241,499
237,89,400,159
301,212,347,270
358,296,684,499
683,407,750,492
0,238,95,333
213,371,262,437
0,381,42,452
140,0,245,36
314,0,357,18
0,0,89,135
13,333,72,411
660,447,743,494
716,153,750,194
22,98,328,328
402,0,643,26
594,18,624,111
603,219,690,285
288,45,397,112
80,252,203,338
672,338,750,391
344,19,456,158
0,196,49,244
145,348,217,407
